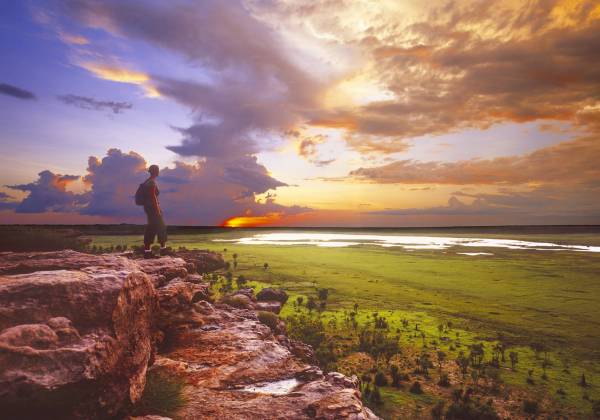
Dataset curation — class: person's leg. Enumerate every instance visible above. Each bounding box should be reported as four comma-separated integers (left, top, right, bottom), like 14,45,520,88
144,210,158,257
158,215,169,255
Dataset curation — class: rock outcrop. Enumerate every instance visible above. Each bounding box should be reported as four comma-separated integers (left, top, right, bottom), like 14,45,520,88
0,250,378,420
0,253,157,419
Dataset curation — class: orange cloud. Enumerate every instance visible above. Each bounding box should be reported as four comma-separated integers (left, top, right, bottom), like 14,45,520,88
57,30,89,45
79,62,160,97
308,118,357,130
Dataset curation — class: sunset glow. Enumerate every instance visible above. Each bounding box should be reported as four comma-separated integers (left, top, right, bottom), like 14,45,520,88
0,1,599,226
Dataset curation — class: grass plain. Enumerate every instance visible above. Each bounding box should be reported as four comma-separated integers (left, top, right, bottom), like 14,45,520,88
91,228,600,418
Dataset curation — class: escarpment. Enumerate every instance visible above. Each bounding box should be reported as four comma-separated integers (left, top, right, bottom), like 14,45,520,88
0,250,378,419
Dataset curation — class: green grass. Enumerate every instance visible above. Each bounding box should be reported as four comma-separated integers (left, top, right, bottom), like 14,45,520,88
92,229,600,417
132,368,187,418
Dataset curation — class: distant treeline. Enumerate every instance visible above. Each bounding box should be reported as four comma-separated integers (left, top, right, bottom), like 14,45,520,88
0,226,91,252
1,224,599,236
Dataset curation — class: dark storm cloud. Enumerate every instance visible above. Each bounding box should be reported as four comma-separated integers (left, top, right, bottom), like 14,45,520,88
78,149,303,224
0,83,36,100
57,94,132,114
56,0,321,159
7,171,83,213
0,192,18,211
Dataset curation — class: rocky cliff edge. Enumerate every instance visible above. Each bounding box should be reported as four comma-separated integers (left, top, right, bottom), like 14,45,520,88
0,250,378,420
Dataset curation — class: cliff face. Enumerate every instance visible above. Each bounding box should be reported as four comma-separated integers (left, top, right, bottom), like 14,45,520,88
0,250,378,420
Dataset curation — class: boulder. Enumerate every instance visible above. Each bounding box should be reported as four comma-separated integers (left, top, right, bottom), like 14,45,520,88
153,300,379,419
0,250,136,275
167,250,226,273
220,293,254,310
256,287,288,304
156,280,211,329
0,265,156,419
255,300,283,314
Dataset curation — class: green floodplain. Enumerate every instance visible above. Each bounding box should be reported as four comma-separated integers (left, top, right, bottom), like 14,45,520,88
90,227,600,418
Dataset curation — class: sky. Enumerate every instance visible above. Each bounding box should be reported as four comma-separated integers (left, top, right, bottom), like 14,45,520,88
0,0,599,227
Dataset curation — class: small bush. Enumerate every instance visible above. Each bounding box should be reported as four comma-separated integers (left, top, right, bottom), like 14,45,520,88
132,369,186,417
522,400,539,415
257,311,279,330
431,401,445,419
409,381,423,394
374,371,388,386
438,372,450,387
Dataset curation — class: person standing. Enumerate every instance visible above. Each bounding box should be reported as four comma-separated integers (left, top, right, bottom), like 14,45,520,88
140,164,168,258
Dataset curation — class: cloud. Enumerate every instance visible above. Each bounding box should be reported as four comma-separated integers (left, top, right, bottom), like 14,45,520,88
350,135,600,185
77,62,160,98
57,94,133,114
292,133,335,166
56,0,321,158
0,83,36,100
250,0,600,154
14,148,303,225
56,29,89,45
81,149,148,217
0,193,18,211
7,171,84,213
368,182,600,220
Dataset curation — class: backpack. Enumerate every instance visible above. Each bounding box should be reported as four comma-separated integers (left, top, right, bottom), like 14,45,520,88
135,182,147,206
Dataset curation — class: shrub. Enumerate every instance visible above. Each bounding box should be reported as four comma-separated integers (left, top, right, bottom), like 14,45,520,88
409,381,423,394
431,401,445,420
593,400,600,418
285,314,326,350
370,386,383,405
132,369,186,417
438,372,450,387
257,311,279,331
374,371,388,386
522,400,539,415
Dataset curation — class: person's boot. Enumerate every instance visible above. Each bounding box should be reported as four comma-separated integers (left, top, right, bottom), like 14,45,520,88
143,250,158,259
160,246,173,256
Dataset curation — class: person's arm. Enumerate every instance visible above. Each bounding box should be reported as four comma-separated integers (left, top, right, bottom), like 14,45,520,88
149,184,161,215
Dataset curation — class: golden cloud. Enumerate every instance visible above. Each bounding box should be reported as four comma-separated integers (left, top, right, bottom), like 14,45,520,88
79,62,160,98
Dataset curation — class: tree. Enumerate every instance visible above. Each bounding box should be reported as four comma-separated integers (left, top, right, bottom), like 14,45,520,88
579,373,588,387
306,296,317,312
431,401,445,420
235,275,247,289
374,371,388,386
469,343,485,367
509,351,519,371
438,323,444,338
409,381,423,394
437,350,446,371
456,351,470,377
263,262,269,270
417,353,432,376
390,365,402,388
318,288,329,301
296,296,304,306
438,372,450,387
